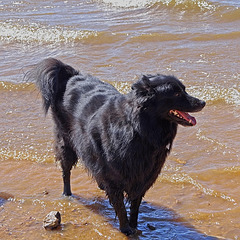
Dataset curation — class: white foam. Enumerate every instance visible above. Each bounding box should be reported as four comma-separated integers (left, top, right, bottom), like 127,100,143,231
99,0,154,8
0,22,97,44
99,0,217,10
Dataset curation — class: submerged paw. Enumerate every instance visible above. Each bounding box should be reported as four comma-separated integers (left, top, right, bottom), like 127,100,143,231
121,226,137,236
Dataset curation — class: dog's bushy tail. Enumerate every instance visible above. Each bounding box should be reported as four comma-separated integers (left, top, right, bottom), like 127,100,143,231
27,58,79,114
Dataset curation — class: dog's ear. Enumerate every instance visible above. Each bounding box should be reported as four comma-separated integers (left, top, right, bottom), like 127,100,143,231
131,75,154,96
141,75,151,87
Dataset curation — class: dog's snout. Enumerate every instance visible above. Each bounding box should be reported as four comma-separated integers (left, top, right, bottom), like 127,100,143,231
191,98,206,112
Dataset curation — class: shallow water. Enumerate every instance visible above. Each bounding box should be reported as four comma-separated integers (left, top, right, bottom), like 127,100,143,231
0,0,240,239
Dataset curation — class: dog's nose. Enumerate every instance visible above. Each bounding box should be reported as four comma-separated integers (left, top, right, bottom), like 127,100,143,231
200,100,206,108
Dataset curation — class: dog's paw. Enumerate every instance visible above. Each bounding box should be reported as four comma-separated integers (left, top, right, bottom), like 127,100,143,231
120,226,137,236
62,193,72,197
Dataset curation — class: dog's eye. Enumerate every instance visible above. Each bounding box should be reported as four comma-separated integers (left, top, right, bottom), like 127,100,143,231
174,92,181,97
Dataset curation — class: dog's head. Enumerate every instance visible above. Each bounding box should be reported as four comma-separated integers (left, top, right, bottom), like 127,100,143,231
131,74,205,126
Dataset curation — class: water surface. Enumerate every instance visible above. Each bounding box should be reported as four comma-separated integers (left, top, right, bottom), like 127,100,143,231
0,0,240,239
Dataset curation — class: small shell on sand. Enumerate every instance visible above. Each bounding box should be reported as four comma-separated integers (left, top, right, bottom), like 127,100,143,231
43,211,61,230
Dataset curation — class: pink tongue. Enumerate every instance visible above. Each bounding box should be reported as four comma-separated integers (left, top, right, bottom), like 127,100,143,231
176,110,197,126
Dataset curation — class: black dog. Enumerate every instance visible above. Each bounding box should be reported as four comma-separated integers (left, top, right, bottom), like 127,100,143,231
28,58,205,235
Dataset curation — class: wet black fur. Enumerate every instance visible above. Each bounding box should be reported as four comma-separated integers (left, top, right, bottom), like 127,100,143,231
28,58,205,235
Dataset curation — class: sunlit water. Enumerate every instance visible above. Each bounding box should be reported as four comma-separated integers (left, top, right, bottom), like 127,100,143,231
0,0,239,239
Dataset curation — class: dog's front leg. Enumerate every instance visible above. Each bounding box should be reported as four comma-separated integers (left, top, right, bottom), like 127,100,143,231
108,191,135,236
129,196,142,229
62,171,72,196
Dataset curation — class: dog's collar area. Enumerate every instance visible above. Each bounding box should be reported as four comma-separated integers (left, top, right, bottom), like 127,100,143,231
169,109,196,126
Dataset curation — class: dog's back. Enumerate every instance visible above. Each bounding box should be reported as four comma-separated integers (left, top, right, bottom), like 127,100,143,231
63,74,120,120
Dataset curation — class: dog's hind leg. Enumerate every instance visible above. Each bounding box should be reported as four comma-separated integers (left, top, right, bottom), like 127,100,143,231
61,146,77,196
54,132,78,196
129,196,143,229
107,189,135,236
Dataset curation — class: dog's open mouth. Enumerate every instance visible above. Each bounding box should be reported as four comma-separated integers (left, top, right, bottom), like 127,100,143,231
169,110,196,126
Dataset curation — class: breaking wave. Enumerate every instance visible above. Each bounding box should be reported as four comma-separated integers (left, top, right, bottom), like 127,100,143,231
0,21,104,45
99,0,239,12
